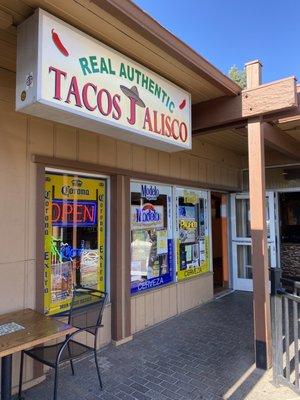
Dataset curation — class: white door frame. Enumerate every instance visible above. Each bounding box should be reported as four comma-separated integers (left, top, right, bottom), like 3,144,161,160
230,191,277,291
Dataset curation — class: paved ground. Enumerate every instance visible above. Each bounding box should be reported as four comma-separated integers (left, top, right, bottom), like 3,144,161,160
21,291,298,400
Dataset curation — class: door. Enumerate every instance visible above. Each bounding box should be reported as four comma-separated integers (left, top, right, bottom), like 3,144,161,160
231,192,277,291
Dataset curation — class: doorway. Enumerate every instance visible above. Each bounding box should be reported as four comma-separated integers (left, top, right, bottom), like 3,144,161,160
211,192,229,294
230,192,277,291
278,191,300,279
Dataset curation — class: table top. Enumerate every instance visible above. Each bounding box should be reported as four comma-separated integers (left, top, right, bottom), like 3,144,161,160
0,308,76,358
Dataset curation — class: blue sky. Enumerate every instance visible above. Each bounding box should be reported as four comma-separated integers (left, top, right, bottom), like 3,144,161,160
134,0,299,84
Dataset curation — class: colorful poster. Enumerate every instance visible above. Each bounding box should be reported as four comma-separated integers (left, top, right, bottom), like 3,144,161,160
130,182,174,294
131,204,164,230
157,229,168,255
176,189,210,281
44,172,106,315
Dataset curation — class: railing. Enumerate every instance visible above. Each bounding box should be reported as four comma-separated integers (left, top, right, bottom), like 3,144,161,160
271,269,300,394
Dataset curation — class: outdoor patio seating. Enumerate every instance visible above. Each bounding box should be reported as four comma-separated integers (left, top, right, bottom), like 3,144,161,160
17,287,107,400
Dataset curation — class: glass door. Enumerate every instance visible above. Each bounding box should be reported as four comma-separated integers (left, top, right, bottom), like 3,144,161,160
231,192,277,291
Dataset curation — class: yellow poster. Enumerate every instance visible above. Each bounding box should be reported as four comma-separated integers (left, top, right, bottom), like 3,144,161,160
44,172,106,315
177,236,210,281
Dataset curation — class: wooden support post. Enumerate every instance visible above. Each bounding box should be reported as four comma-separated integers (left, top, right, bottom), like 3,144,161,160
246,60,272,370
110,175,132,345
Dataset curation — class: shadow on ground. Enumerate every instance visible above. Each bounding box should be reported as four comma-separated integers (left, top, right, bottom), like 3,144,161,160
22,292,275,400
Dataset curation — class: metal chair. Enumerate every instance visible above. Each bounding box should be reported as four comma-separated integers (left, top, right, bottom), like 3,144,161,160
18,286,107,400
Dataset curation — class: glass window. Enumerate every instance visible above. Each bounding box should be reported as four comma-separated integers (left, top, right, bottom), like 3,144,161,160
235,198,251,238
237,244,271,279
130,182,173,294
44,170,106,315
237,244,252,279
235,197,270,238
175,188,210,280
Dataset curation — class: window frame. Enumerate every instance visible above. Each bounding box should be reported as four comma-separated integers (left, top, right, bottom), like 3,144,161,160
40,167,110,315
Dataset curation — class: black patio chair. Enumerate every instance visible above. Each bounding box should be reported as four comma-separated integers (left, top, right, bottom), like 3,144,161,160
18,286,107,400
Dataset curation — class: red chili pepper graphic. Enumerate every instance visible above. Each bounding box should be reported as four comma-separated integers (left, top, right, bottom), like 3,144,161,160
179,99,186,110
51,29,69,57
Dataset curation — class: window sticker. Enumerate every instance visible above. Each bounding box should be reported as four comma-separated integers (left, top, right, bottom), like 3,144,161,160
44,172,106,315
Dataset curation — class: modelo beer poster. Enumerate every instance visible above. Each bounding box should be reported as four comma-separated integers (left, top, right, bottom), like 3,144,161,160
44,171,106,315
16,9,191,152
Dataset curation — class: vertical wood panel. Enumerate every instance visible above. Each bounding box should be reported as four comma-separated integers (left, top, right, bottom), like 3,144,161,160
0,262,25,314
146,149,159,174
161,287,170,320
158,152,170,176
25,261,36,309
98,135,117,166
213,164,222,185
29,117,54,156
206,161,215,184
169,153,181,179
131,297,136,334
198,160,207,183
117,141,132,170
135,295,146,332
180,155,190,180
78,130,98,163
54,124,77,160
145,292,154,328
153,289,162,324
190,156,199,182
132,145,146,172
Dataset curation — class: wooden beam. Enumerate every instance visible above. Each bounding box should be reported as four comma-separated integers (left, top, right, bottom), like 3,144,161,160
246,61,272,370
193,76,298,132
0,10,13,30
110,175,132,345
263,122,300,160
246,60,262,88
248,118,272,370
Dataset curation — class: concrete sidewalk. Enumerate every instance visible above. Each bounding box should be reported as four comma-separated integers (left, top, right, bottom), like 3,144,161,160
23,291,297,400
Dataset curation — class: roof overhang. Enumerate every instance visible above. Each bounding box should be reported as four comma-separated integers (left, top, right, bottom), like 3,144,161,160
91,0,241,97
0,0,241,104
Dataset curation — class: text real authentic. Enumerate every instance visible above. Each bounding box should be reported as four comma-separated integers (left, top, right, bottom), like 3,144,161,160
78,57,175,113
48,66,188,143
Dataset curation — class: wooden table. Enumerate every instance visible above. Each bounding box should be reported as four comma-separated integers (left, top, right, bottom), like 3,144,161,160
0,308,76,400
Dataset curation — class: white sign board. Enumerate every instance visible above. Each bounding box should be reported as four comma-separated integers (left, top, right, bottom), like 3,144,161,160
16,9,192,152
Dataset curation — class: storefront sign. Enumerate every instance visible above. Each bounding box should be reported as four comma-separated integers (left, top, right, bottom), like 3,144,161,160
141,185,160,201
16,9,191,152
52,199,97,227
131,204,164,230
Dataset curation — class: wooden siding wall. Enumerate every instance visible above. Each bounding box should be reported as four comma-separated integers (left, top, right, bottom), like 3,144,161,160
243,168,300,191
131,273,213,334
0,64,242,388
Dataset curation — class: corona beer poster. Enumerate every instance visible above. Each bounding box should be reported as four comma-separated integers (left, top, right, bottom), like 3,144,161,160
44,172,106,315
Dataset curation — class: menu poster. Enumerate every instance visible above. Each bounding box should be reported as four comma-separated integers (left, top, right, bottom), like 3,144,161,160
80,250,99,287
157,229,168,255
176,190,210,281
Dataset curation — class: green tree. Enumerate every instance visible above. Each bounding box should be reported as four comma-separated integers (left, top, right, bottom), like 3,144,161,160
228,65,247,89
